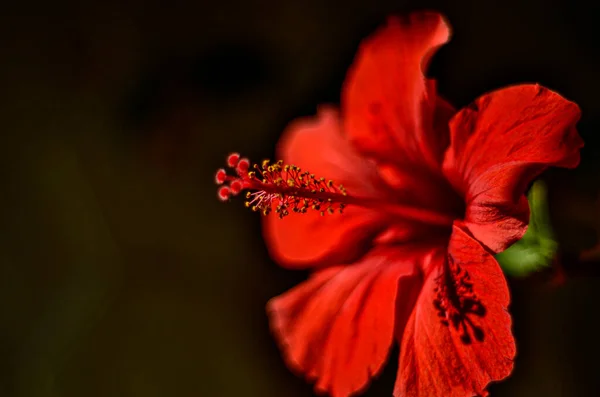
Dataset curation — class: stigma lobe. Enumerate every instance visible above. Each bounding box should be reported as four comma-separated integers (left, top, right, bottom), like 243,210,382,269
214,154,348,218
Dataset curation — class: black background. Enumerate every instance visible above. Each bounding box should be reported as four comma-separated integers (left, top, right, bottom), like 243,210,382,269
1,1,600,396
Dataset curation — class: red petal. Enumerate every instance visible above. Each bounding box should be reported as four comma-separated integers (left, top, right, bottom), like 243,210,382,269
396,224,515,397
262,106,394,268
342,12,453,169
267,246,428,397
443,84,583,252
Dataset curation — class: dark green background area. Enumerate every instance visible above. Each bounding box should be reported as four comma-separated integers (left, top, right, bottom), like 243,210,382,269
1,0,599,396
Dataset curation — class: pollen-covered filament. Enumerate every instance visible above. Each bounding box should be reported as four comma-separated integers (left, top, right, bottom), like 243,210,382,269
215,154,348,218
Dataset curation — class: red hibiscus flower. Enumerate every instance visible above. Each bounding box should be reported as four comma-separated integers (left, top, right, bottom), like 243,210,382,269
214,11,582,397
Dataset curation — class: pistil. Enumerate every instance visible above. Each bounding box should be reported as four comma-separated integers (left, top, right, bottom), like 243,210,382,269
214,153,455,226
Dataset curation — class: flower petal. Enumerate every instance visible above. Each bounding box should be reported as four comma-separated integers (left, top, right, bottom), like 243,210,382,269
262,106,394,268
267,246,428,397
342,12,453,169
443,84,583,252
396,224,515,397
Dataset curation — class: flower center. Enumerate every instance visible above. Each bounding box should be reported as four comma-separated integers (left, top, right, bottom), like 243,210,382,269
214,153,456,226
433,256,486,344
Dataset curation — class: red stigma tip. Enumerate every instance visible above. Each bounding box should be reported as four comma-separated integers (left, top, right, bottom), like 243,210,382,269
230,180,242,195
218,186,231,201
215,168,227,185
227,153,240,168
236,158,250,174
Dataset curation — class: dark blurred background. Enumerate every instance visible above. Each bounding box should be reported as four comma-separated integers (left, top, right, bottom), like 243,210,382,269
1,0,600,396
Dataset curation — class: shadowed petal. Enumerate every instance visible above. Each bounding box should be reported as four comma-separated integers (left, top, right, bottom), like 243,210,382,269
443,84,583,253
396,224,515,397
267,246,429,397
